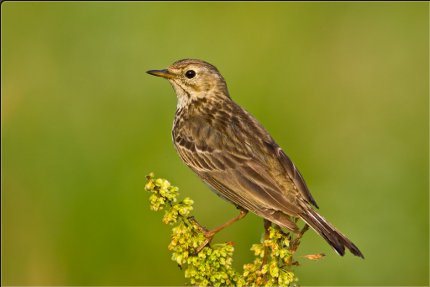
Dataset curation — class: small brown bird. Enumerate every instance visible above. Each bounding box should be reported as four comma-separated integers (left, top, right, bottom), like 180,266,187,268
147,59,364,258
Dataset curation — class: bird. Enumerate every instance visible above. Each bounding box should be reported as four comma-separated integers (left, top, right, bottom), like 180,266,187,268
147,59,364,258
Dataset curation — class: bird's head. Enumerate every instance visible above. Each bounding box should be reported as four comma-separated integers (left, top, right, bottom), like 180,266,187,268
147,59,230,108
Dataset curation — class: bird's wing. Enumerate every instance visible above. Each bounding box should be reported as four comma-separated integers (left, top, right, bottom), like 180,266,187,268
264,141,319,208
173,112,304,222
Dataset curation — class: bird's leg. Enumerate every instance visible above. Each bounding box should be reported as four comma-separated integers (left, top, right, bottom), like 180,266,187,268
290,223,309,253
204,209,248,238
194,209,248,253
261,219,272,267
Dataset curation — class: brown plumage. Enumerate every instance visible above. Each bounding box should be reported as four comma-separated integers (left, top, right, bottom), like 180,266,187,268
147,59,364,258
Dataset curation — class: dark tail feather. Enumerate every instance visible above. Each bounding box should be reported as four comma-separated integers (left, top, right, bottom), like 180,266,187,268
300,208,364,258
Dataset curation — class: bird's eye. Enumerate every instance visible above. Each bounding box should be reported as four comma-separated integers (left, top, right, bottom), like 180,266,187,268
185,70,196,79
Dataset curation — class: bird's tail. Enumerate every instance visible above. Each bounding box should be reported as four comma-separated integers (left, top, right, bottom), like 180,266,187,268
300,208,364,258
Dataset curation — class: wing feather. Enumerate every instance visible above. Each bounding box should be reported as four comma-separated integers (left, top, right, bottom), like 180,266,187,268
173,112,304,221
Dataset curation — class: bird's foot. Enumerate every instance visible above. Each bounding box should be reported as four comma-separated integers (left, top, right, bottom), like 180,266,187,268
188,210,248,254
195,230,216,253
260,219,272,268
188,217,215,253
290,224,309,252
188,216,209,233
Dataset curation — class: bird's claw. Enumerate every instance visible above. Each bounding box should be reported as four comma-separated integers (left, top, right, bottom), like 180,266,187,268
195,233,214,253
188,217,215,253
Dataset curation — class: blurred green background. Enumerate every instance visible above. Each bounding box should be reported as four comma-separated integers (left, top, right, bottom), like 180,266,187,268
2,2,428,286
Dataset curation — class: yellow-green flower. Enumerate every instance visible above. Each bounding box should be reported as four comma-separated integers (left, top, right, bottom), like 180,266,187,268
146,173,299,286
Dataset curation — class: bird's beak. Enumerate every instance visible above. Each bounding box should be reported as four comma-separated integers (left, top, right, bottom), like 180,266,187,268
146,69,174,79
